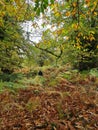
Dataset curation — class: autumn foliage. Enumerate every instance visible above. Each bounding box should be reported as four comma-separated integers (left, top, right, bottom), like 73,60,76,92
0,67,98,129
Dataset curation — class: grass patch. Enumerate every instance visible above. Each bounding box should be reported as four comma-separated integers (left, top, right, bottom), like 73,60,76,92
0,73,25,82
0,81,27,93
60,70,78,81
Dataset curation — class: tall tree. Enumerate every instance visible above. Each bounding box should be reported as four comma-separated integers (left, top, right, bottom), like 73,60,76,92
34,0,98,70
0,0,32,73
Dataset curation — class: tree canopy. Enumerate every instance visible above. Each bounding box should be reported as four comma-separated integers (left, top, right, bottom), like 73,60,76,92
0,0,98,72
0,0,33,73
34,0,98,70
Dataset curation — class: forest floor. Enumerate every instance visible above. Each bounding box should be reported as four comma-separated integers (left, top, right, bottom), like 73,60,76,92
0,66,98,130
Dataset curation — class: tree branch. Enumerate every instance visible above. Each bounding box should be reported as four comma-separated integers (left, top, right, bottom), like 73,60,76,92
30,40,63,59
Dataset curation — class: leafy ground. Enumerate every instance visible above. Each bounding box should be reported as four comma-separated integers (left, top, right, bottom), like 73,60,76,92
0,66,98,130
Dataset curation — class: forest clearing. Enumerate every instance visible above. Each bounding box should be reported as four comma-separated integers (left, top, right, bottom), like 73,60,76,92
0,0,98,129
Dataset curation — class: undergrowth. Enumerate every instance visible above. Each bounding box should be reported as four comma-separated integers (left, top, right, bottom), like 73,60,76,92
0,65,98,129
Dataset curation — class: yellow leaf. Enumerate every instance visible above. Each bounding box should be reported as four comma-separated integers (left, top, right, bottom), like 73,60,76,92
78,32,83,37
89,35,95,41
14,0,20,5
51,3,58,13
65,11,70,17
55,12,60,17
0,12,5,17
62,28,65,33
94,12,97,16
90,31,95,34
0,18,4,27
66,36,69,40
72,9,76,16
72,2,77,7
93,1,97,6
76,43,81,49
85,0,90,7
76,37,80,43
0,1,5,6
83,36,88,40
82,14,86,18
72,23,78,30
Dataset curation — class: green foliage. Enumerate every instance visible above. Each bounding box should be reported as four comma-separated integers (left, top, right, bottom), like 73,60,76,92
0,73,24,82
32,76,46,85
0,81,26,92
0,0,32,73
89,68,98,77
34,0,54,15
76,51,98,71
36,51,54,67
0,0,98,77
60,69,79,81
26,70,37,78
34,0,98,70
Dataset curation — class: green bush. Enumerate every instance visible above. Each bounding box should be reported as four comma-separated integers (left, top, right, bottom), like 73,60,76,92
0,73,24,82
